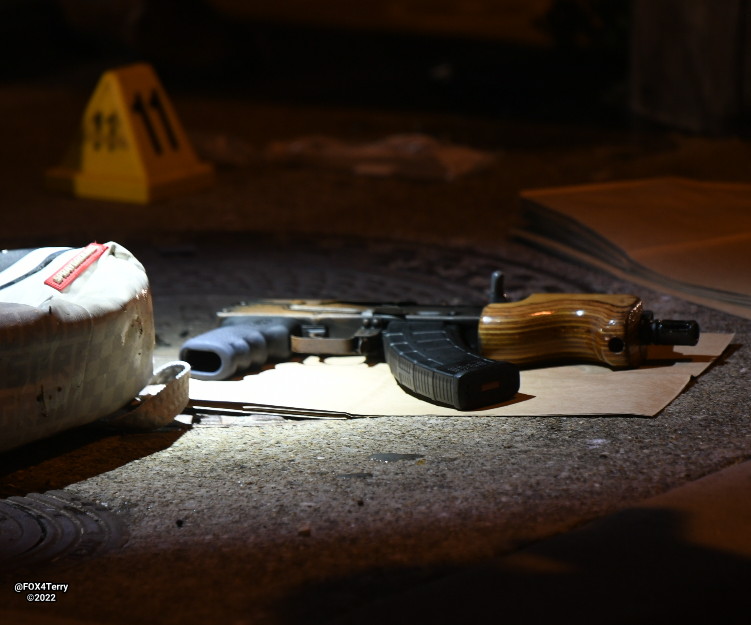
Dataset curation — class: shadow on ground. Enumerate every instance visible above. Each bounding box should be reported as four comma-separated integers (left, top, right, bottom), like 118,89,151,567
280,507,751,625
0,426,186,497
2,506,749,625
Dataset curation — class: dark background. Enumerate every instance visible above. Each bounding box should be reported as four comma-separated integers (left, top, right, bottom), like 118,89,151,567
4,0,751,248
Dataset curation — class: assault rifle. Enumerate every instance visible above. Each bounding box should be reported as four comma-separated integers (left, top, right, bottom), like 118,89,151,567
179,272,699,410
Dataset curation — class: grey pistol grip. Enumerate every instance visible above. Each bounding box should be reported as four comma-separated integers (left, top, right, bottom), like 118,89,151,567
179,318,298,381
382,321,519,410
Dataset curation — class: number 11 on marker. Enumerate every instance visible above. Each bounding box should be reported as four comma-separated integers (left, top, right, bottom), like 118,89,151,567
132,89,179,155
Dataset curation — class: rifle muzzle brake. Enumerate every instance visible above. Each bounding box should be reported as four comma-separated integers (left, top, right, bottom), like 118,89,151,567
639,312,700,346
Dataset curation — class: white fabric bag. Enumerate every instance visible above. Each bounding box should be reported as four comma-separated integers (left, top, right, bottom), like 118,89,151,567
0,242,188,452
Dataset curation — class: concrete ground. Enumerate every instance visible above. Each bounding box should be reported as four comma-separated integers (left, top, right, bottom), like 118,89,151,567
1,29,751,625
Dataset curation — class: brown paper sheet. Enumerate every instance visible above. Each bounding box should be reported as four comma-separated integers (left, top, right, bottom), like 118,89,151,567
189,333,733,418
517,178,751,318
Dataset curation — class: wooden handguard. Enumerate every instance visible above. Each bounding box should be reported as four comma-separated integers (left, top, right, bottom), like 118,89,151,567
478,293,647,368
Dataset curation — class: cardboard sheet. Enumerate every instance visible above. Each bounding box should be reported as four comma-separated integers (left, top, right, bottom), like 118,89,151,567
189,333,733,418
517,178,751,318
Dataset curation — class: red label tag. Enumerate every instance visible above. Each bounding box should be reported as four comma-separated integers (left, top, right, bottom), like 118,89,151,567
44,243,109,291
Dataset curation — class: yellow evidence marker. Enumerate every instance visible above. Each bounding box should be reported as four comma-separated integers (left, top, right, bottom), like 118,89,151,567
46,63,214,203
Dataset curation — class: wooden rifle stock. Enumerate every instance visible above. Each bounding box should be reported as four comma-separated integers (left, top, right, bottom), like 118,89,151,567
478,293,648,368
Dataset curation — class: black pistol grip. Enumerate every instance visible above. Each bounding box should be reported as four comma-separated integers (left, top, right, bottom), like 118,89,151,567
179,318,297,381
382,321,519,410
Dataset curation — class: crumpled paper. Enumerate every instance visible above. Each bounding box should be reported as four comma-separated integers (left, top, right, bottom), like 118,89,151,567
189,333,733,418
264,133,495,181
